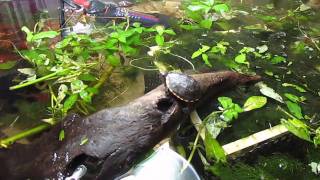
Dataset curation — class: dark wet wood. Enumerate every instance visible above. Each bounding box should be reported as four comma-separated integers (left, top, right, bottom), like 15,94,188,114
0,71,260,180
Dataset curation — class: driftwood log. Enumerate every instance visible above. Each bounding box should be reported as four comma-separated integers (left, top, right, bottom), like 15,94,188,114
0,71,260,179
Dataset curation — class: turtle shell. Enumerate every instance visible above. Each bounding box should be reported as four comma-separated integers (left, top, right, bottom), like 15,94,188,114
165,72,201,102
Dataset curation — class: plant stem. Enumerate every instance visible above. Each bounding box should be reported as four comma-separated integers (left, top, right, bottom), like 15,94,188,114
9,69,68,90
0,123,52,148
91,65,115,95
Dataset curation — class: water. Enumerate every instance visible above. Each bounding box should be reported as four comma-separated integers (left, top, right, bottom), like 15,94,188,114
0,0,320,179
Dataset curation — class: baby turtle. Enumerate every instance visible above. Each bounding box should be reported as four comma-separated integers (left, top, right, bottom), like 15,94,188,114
164,72,201,102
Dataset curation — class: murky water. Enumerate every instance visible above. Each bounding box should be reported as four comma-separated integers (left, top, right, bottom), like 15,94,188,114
0,0,320,179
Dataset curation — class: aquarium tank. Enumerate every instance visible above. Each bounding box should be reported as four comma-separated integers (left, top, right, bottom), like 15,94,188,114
0,0,320,179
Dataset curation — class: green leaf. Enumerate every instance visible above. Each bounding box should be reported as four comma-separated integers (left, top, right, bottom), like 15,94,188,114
0,61,17,70
63,94,78,113
243,96,267,111
202,53,212,67
281,119,311,142
285,101,303,119
71,80,87,94
213,4,230,13
218,97,233,109
256,82,284,103
80,89,92,103
282,83,307,93
205,128,226,163
155,34,165,46
80,136,89,145
79,73,97,82
32,31,59,41
164,29,176,35
59,129,65,141
187,4,208,11
155,26,165,35
200,19,213,29
107,55,121,66
21,26,33,42
270,56,286,64
55,37,72,48
235,53,249,66
284,93,300,103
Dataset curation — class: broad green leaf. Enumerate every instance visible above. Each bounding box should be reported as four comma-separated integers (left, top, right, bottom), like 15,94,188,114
282,83,307,93
0,61,17,70
200,19,213,29
155,34,164,46
314,127,320,147
256,82,284,103
55,37,72,48
202,53,212,67
284,93,300,103
218,97,233,109
235,53,249,66
270,56,286,64
204,112,227,138
285,101,303,119
243,96,267,111
213,4,230,13
63,94,78,113
164,29,176,35
205,129,226,163
32,31,59,41
191,45,210,59
281,119,311,142
107,55,121,66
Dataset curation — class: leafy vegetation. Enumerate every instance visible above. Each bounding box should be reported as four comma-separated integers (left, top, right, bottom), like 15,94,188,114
1,0,320,178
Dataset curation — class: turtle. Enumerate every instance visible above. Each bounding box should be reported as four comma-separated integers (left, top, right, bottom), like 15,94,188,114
163,72,201,103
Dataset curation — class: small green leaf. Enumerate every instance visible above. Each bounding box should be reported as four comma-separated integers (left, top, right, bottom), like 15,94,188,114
282,83,307,93
200,19,213,29
21,26,33,42
71,80,87,94
164,29,176,35
213,4,230,13
243,96,267,111
80,136,89,145
107,55,121,66
155,34,165,46
80,89,92,103
285,101,303,119
284,93,300,103
235,53,249,66
202,53,212,67
63,94,78,113
59,129,65,141
79,73,97,82
281,119,311,142
205,129,226,163
218,97,233,109
0,61,17,70
270,56,286,64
